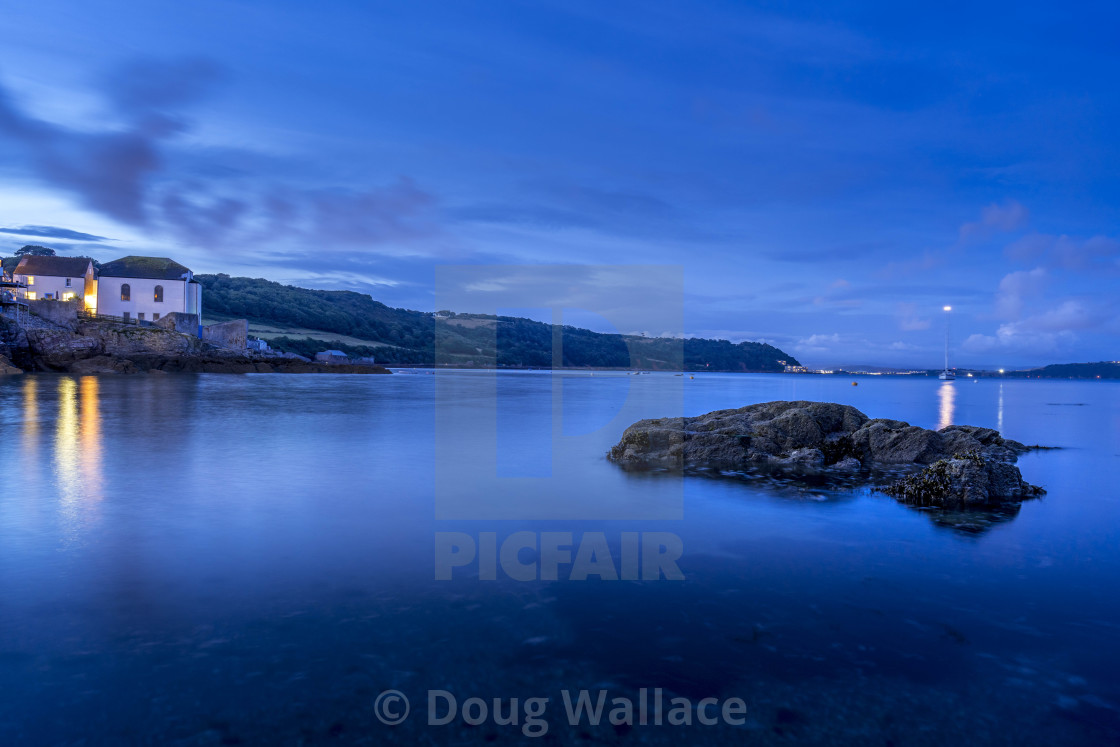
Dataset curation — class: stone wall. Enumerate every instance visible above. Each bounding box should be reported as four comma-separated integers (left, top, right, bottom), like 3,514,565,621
29,299,79,329
155,312,200,336
201,319,248,350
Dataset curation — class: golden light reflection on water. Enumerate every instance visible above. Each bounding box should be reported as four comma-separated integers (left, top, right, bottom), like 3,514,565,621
80,377,104,502
937,381,956,431
21,376,39,453
19,378,42,502
52,376,105,541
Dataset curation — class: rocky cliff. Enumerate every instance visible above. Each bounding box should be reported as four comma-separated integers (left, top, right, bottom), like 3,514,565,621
0,315,390,375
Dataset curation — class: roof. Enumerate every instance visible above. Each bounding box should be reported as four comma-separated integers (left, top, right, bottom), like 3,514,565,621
14,255,93,277
320,350,347,357
99,256,192,280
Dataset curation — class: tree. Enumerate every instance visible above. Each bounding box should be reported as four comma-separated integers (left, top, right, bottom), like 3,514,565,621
16,245,55,257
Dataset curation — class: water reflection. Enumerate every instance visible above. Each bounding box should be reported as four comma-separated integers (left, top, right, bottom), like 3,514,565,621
19,378,42,503
937,381,956,430
53,376,104,543
997,383,1004,434
21,376,39,456
921,501,1023,537
80,377,104,504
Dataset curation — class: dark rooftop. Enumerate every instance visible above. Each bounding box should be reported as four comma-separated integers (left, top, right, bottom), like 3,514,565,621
14,255,94,277
99,256,192,280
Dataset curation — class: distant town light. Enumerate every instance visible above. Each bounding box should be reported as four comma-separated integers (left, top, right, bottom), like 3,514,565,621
942,305,952,312
998,368,1005,374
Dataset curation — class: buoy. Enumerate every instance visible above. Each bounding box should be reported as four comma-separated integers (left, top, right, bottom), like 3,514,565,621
690,375,694,379
852,381,858,386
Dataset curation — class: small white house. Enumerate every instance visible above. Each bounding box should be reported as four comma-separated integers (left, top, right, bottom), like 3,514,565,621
13,256,96,306
95,256,202,323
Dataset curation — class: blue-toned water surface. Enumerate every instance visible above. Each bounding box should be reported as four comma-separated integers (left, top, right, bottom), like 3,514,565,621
1,371,1118,744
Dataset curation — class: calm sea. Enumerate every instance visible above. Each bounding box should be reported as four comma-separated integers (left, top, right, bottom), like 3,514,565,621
1,371,1118,745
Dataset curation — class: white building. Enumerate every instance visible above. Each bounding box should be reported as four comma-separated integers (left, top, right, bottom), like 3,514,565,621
95,256,202,324
13,256,96,306
315,350,349,363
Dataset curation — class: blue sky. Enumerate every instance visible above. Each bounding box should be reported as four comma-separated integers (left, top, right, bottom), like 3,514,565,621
1,0,1118,368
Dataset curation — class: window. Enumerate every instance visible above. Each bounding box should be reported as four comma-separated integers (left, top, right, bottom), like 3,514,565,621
120,283,130,301
138,312,145,321
62,292,75,302
154,285,164,303
26,291,36,300
123,311,130,321
65,278,72,287
153,313,160,321
26,276,34,285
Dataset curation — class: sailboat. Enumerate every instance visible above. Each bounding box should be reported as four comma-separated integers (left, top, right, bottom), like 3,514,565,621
938,305,955,381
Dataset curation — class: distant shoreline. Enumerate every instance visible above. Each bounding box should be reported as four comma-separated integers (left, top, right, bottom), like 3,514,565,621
384,364,1120,380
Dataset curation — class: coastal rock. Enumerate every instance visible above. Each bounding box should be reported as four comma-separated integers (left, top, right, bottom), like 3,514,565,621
69,355,138,375
0,353,22,374
881,450,1043,505
607,400,1042,505
0,316,31,368
17,319,391,375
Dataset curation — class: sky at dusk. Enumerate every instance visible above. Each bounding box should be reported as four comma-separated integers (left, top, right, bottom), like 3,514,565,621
1,0,1118,368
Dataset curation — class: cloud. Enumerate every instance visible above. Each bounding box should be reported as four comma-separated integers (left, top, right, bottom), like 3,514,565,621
896,302,930,331
963,325,1075,355
1005,233,1120,271
875,249,946,280
959,199,1029,241
994,267,1047,320
0,225,110,241
795,333,844,353
964,299,1101,354
451,181,704,242
810,277,862,308
1015,300,1098,333
101,58,224,136
0,82,162,223
0,60,436,250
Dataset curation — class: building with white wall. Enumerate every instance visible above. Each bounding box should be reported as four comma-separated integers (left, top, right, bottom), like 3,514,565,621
95,256,202,324
13,256,97,307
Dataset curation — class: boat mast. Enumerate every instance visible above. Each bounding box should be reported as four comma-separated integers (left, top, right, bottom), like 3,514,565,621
943,305,952,371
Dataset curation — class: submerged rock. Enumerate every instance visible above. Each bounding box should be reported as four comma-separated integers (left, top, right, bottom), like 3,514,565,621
607,400,1044,506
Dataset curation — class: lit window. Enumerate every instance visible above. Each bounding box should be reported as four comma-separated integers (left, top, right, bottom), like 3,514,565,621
154,285,163,302
62,292,75,301
27,276,34,285
121,283,130,301
26,291,37,300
